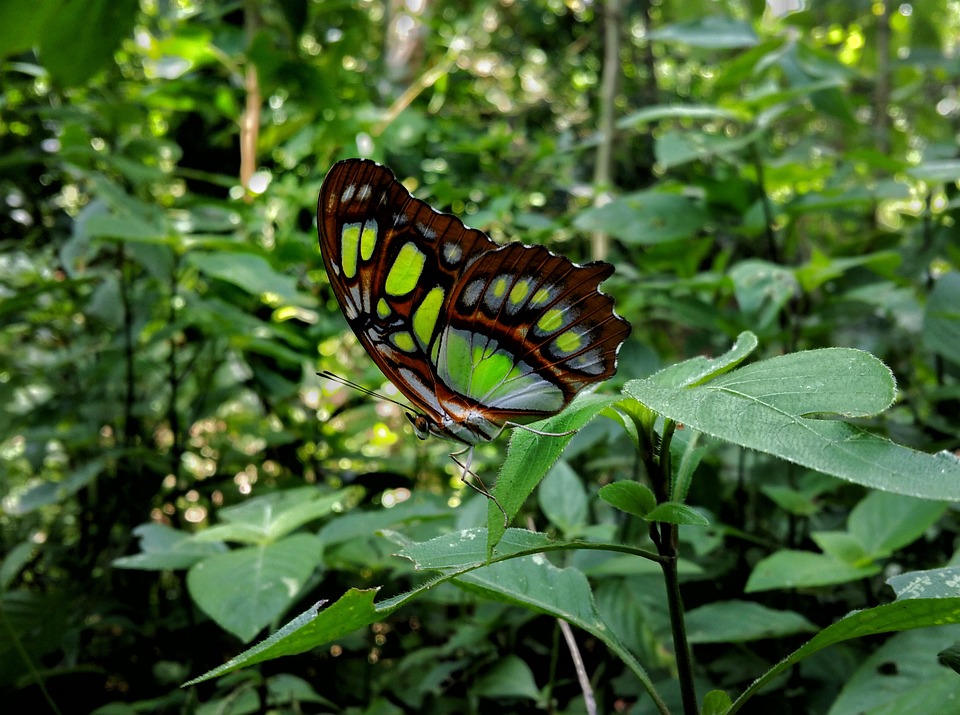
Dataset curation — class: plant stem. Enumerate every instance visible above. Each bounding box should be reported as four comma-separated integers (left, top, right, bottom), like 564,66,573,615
660,524,697,714
654,418,697,713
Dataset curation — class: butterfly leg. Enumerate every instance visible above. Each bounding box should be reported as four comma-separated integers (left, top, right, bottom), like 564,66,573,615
502,421,577,439
449,446,509,528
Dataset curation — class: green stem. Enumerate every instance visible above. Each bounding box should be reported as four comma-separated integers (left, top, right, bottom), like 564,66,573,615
654,418,697,713
660,528,697,715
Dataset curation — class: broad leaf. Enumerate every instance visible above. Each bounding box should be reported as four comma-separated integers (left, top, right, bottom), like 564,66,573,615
186,251,306,303
192,487,362,545
923,272,960,366
626,349,960,501
729,599,960,713
573,190,707,244
649,17,759,49
728,260,798,330
826,627,960,715
645,502,710,526
655,128,763,168
642,330,757,389
685,601,816,643
113,523,227,571
187,534,322,642
539,461,588,535
745,550,880,592
599,481,657,518
489,394,622,552
888,566,960,600
183,589,380,685
907,159,960,183
185,527,667,711
39,0,139,85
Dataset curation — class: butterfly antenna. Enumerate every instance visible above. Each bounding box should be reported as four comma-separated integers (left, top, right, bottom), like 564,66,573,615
317,370,412,412
450,446,509,528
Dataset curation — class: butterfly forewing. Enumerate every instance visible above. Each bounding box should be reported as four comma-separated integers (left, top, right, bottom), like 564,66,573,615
318,158,631,445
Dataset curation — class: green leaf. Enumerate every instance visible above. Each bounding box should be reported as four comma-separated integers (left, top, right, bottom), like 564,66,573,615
573,190,708,244
471,655,540,700
760,472,841,517
0,0,63,57
4,460,105,515
888,566,960,600
39,0,139,86
83,213,169,245
785,182,911,215
112,523,227,571
649,17,759,49
185,528,668,711
923,272,960,366
645,502,710,526
626,349,960,502
745,550,880,592
183,589,381,685
846,491,947,559
938,642,960,675
794,250,902,293
643,330,758,389
539,461,588,535
728,260,798,329
489,394,622,552
907,159,960,183
685,601,816,643
598,481,656,518
0,542,36,591
192,487,362,545
187,534,322,642
655,128,763,168
729,599,960,713
449,555,660,705
186,251,306,303
702,689,734,715
810,531,871,565
827,627,960,715
617,104,742,129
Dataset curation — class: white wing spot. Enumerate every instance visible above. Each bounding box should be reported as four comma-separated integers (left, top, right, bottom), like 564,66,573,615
357,184,372,200
417,222,437,240
462,279,484,308
443,242,462,265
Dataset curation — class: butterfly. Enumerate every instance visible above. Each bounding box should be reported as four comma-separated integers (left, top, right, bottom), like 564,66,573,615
317,158,631,462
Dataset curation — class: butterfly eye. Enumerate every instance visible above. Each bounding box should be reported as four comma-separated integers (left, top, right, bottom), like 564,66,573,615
406,412,431,440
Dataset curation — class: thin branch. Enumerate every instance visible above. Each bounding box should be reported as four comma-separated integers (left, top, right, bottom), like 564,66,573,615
371,49,458,138
240,0,261,198
591,0,622,262
559,620,597,715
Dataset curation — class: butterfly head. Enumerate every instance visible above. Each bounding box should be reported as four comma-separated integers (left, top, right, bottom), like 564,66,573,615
406,411,432,441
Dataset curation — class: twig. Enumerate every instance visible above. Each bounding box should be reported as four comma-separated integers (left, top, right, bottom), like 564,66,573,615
559,619,597,715
591,0,622,262
240,0,261,199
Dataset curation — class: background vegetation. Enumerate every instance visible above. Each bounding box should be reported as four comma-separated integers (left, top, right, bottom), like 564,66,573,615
2,0,959,713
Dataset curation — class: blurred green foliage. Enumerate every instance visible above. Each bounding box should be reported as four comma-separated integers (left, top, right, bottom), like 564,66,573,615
1,0,959,713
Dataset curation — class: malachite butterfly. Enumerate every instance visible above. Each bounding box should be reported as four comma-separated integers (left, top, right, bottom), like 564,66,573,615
317,158,631,450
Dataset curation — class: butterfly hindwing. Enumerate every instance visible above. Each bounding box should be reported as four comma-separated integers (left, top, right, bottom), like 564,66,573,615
318,158,631,445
